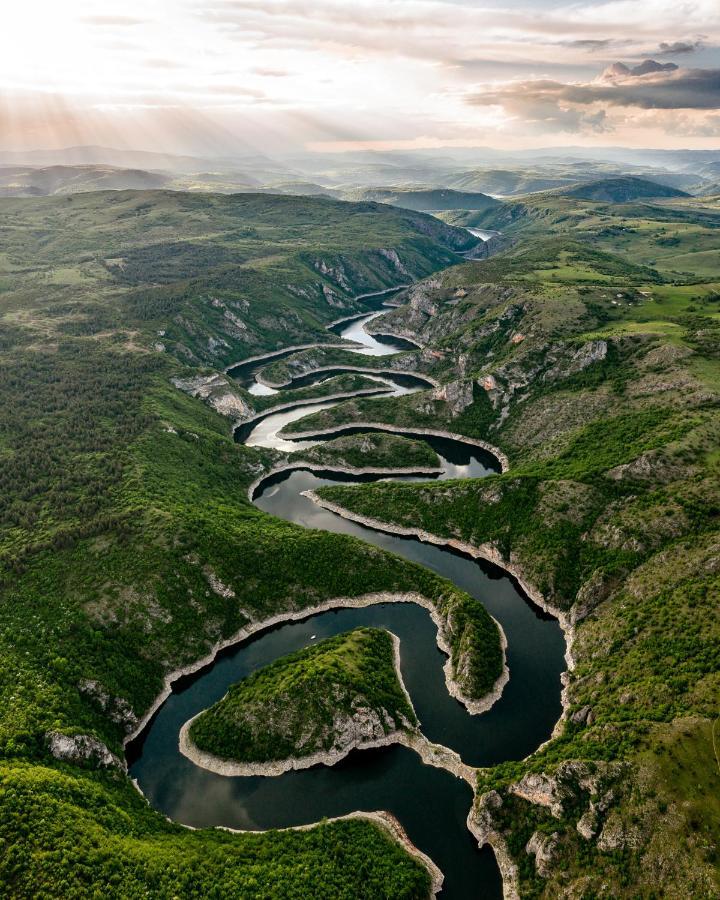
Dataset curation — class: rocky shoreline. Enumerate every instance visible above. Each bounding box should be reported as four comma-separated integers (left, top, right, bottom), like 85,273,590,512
247,461,443,502
224,341,362,375
235,385,392,432
224,284,411,376
124,588,503,751
256,364,438,390
301,489,573,900
218,810,444,898
283,421,510,471
178,632,474,785
303,490,573,723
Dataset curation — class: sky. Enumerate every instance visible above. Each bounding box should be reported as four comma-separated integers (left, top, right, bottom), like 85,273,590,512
1,0,719,157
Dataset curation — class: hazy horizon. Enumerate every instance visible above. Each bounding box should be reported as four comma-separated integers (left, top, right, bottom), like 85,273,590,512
2,1,719,159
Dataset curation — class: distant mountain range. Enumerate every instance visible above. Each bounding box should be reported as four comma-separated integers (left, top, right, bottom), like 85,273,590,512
0,145,717,201
0,165,172,197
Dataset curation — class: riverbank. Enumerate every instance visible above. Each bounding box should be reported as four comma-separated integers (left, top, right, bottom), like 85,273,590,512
124,589,507,752
256,364,438,390
178,632,473,785
284,421,510,472
303,489,572,723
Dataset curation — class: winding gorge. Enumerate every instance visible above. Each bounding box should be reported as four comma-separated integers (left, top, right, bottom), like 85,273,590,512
128,304,567,899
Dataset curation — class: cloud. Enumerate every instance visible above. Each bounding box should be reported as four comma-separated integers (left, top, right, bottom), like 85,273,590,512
658,40,704,55
252,67,292,77
80,16,145,26
467,63,720,117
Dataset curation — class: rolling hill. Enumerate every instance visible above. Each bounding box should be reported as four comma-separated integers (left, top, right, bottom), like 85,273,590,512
347,187,500,212
564,176,689,203
0,164,173,197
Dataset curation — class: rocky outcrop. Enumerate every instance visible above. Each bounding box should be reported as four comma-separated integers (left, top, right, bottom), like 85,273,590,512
78,679,138,733
46,731,124,770
469,791,521,900
313,257,352,292
431,379,474,416
477,338,609,427
171,373,254,424
525,830,560,877
596,810,640,852
378,248,410,276
510,772,566,817
509,761,618,819
543,340,607,382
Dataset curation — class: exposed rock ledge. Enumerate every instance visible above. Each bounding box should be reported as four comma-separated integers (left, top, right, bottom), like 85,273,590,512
171,373,254,425
47,731,125,771
468,792,521,900
178,633,475,785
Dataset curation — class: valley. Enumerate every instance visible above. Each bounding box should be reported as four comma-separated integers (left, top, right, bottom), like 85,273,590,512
0,177,718,898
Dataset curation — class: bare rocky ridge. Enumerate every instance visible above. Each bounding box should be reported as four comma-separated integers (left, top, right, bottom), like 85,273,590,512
171,373,254,424
46,731,124,770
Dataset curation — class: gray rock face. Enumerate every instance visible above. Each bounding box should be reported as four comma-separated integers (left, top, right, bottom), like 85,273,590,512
511,772,565,817
378,248,409,276
569,705,594,726
596,811,639,852
525,830,560,877
544,340,607,382
577,808,600,840
171,373,254,423
432,379,474,417
314,257,351,291
473,790,504,844
46,732,124,770
510,761,614,819
477,338,609,427
78,679,138,733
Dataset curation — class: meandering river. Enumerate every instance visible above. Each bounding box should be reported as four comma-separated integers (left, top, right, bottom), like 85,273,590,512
129,305,566,899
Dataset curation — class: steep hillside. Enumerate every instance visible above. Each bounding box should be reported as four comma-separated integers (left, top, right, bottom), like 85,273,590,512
0,189,478,367
295,199,720,898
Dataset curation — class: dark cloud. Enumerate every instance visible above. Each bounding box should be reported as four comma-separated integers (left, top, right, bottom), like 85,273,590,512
658,40,704,55
563,39,616,50
628,60,678,76
467,65,720,114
